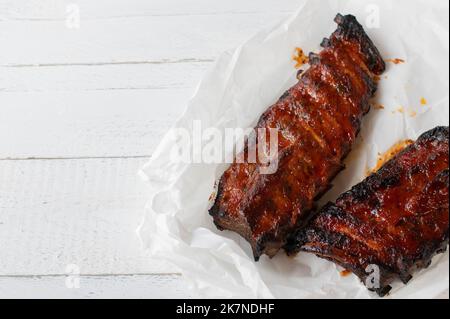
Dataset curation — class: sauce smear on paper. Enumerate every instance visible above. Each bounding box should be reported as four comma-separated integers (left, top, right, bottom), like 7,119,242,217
340,270,352,277
386,58,405,64
368,139,414,175
293,47,309,69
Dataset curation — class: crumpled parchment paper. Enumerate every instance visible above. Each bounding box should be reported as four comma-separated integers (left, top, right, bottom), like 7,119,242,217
139,0,449,298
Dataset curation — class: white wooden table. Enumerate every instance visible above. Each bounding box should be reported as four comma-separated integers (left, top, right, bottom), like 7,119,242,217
0,0,305,298
1,1,448,300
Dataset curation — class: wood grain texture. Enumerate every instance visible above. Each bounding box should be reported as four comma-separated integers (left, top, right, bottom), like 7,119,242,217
0,158,180,275
0,274,447,299
0,62,208,158
2,0,446,299
0,62,210,92
0,0,302,297
0,13,288,66
0,0,301,20
0,89,192,158
0,274,191,298
0,10,293,159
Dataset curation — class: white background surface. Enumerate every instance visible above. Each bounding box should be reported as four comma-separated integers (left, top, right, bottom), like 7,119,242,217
0,0,448,299
0,0,302,299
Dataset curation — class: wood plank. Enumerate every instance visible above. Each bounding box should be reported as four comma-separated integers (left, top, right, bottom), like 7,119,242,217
0,0,301,20
0,89,191,158
0,61,210,92
0,13,289,65
0,274,191,298
0,158,179,275
0,273,447,299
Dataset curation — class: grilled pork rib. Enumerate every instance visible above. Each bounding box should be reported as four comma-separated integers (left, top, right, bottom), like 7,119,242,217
286,126,450,296
209,14,386,260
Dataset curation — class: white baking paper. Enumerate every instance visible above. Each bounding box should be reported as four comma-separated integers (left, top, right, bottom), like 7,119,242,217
139,0,449,298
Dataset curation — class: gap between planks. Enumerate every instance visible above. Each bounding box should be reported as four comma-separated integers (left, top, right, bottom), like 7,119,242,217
0,12,290,65
0,0,301,21
0,273,192,298
1,10,295,22
0,156,151,161
0,157,177,275
0,273,181,278
1,58,214,68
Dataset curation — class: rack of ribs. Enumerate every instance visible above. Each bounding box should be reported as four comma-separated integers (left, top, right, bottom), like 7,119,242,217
286,126,449,296
209,14,386,260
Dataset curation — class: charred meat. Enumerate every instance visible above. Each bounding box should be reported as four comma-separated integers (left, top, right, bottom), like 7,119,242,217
209,14,386,260
286,126,450,296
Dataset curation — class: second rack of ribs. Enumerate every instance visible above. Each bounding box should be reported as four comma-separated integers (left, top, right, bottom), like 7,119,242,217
209,14,385,260
286,126,449,296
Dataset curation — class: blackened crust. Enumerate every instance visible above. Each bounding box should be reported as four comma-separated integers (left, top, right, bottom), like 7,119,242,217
209,14,386,260
286,126,449,296
333,14,386,75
